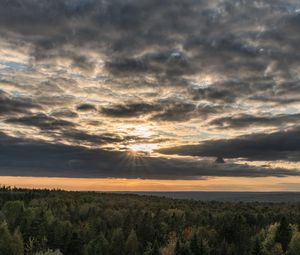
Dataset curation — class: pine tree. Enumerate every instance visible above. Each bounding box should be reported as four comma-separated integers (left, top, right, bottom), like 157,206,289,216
110,228,125,255
152,240,160,255
275,217,292,252
287,231,300,255
125,230,139,255
175,240,181,255
85,233,109,255
199,238,209,255
66,232,83,255
251,237,263,255
190,234,200,255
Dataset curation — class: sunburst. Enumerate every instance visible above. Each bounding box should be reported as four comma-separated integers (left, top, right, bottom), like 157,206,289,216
128,143,158,153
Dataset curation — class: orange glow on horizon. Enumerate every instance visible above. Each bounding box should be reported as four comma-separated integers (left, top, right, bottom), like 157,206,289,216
0,176,299,192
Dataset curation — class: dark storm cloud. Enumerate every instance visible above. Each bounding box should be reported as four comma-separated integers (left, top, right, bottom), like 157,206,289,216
101,99,223,121
50,109,78,118
106,58,147,73
191,87,237,103
0,90,42,115
188,80,245,103
101,102,160,118
6,113,75,130
188,77,300,107
159,126,300,161
188,78,275,104
1,0,300,79
210,113,300,129
0,132,298,179
106,50,191,76
35,95,76,107
61,130,124,145
76,103,97,112
248,80,300,105
0,0,300,111
151,102,196,122
60,129,164,146
71,55,96,72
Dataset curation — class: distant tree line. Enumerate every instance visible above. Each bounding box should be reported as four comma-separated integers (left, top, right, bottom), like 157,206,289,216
0,186,299,255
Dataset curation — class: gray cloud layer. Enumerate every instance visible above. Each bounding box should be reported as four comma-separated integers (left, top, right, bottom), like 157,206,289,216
0,132,298,179
1,0,300,179
159,126,300,161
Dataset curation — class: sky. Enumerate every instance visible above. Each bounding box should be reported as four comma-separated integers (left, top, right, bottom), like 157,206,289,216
0,0,300,191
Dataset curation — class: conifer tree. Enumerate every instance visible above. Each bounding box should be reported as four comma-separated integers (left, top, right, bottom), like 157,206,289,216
276,217,292,252
125,230,139,255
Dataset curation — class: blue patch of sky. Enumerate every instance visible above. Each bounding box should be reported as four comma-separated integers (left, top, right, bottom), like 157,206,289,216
0,61,29,71
95,75,110,81
285,107,299,114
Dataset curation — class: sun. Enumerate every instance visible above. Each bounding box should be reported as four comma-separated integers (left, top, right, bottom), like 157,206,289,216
128,143,158,153
132,125,152,138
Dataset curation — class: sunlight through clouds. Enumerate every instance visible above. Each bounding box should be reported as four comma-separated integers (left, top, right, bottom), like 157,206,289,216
0,0,300,190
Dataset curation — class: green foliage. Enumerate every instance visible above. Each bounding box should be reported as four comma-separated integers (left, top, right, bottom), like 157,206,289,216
34,249,63,255
125,229,139,255
0,222,24,255
251,236,263,255
270,243,284,255
288,231,300,255
110,228,125,255
2,200,24,230
153,240,161,255
190,234,200,255
0,187,299,255
85,233,109,255
275,216,292,252
262,223,278,252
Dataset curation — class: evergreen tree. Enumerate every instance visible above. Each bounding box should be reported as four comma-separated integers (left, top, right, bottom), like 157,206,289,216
34,249,63,255
179,242,192,255
152,239,160,255
251,237,263,255
0,222,24,255
143,242,153,255
125,229,139,255
137,212,155,248
110,228,125,255
199,238,209,255
220,240,230,255
175,240,181,255
11,229,24,255
276,217,292,252
190,234,200,255
287,231,300,255
85,233,109,255
66,232,83,255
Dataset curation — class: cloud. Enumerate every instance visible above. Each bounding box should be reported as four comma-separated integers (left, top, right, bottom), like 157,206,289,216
1,0,299,79
1,0,300,181
6,113,75,130
50,109,78,118
158,126,300,161
101,102,160,118
210,113,300,129
100,99,219,122
151,101,196,122
0,90,41,114
61,130,124,145
0,132,298,179
76,103,97,112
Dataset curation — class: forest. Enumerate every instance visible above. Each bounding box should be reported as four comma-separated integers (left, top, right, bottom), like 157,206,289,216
0,186,299,255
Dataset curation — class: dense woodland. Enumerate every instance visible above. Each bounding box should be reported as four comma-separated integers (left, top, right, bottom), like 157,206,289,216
0,187,299,255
